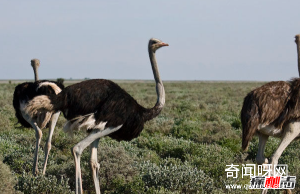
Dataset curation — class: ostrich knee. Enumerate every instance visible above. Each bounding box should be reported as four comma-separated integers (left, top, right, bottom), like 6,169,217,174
72,145,83,158
36,129,42,140
90,159,100,172
46,142,51,152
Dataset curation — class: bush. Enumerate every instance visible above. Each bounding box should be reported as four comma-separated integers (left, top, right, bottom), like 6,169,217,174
0,156,18,194
104,176,146,194
145,115,174,135
134,136,192,161
98,146,139,192
16,172,73,194
56,78,65,85
187,143,235,179
217,137,241,153
0,134,34,174
171,118,200,140
139,158,218,193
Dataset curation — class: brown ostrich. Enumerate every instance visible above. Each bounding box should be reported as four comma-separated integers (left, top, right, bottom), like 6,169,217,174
241,34,300,194
24,38,169,194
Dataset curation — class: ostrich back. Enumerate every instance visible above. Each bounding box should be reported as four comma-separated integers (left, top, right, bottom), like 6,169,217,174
241,81,291,150
13,80,64,128
55,79,149,141
275,78,300,127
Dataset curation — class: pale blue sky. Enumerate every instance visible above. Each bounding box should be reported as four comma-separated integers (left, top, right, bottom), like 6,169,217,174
1,1,300,81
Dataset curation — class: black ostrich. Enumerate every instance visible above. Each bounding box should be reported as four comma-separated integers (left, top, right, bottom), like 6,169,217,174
13,59,64,175
25,38,169,194
241,35,300,194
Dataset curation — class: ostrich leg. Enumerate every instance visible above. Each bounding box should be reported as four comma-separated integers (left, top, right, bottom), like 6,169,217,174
261,122,300,194
90,139,100,194
42,112,60,175
22,110,43,175
72,125,122,194
256,133,269,165
32,122,42,175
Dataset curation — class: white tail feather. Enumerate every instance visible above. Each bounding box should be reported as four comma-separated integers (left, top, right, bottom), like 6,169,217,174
63,113,107,137
38,82,62,94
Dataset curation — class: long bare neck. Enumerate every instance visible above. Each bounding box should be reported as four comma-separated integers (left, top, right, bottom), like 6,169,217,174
31,59,40,81
32,65,39,81
143,49,165,121
150,49,165,107
296,35,300,77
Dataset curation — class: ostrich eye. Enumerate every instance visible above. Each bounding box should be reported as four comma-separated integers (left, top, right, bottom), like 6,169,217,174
152,41,156,45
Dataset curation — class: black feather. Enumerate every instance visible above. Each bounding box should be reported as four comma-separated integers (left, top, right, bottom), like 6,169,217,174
51,79,156,141
13,80,64,128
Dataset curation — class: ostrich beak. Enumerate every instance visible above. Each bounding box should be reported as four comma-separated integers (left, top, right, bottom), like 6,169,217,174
160,42,169,47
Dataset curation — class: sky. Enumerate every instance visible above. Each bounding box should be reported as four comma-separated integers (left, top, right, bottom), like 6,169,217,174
1,1,300,81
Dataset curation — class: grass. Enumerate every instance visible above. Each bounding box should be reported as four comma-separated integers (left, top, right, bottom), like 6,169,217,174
0,81,299,193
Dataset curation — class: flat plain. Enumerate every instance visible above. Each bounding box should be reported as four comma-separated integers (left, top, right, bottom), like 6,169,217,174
0,81,299,194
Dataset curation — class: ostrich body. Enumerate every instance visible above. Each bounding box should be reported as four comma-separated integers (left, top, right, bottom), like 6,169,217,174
13,59,64,175
25,38,169,194
241,35,300,194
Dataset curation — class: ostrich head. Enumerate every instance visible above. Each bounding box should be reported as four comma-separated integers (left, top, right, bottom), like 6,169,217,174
31,59,40,68
148,38,169,52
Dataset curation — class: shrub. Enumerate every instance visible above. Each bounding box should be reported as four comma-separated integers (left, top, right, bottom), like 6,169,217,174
104,176,146,194
230,117,242,129
1,135,34,174
144,115,174,135
196,120,235,143
98,146,139,192
187,143,235,179
134,136,192,161
139,158,218,193
217,137,241,153
0,156,17,194
16,173,73,194
56,78,65,85
171,118,200,140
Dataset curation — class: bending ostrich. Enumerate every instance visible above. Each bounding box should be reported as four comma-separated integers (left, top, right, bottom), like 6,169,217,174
241,34,300,194
13,59,64,175
24,38,169,194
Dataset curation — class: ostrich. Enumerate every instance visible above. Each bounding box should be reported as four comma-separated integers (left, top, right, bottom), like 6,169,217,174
241,34,300,194
13,59,64,175
24,38,169,194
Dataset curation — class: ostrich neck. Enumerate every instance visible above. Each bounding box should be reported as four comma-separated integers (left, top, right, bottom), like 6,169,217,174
32,66,39,81
297,41,300,77
149,50,165,108
143,49,165,121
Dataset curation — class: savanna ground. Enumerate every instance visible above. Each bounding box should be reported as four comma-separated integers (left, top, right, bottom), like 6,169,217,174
0,81,299,194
